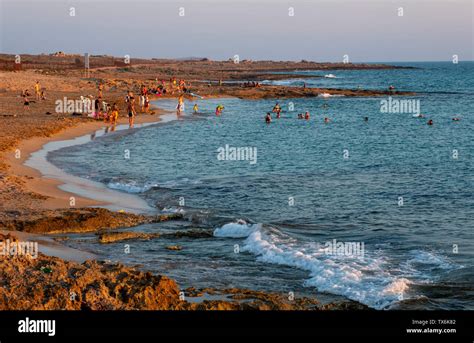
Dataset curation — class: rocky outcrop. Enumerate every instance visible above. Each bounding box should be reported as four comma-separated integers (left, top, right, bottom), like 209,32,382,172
0,208,183,234
97,231,160,244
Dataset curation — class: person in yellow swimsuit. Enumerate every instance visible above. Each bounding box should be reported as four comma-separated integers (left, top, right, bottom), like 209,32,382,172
109,103,119,125
34,81,41,100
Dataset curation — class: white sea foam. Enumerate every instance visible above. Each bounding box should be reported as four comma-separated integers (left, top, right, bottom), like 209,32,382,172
263,79,307,86
318,93,344,98
213,220,260,238
406,250,456,269
161,206,185,214
240,228,413,309
107,181,157,193
213,224,458,309
107,178,202,193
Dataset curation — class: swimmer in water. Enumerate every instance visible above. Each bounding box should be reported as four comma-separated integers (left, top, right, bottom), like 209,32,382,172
265,112,272,124
427,119,433,126
215,105,224,116
272,102,281,118
364,117,369,122
193,104,198,114
452,117,460,121
304,111,310,120
324,117,330,123
298,113,303,119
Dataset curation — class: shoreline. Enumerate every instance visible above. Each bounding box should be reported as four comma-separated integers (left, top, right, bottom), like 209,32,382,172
5,104,172,214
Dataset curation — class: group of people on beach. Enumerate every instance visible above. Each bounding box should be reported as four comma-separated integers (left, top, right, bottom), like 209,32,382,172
93,76,193,128
22,81,46,109
242,81,261,88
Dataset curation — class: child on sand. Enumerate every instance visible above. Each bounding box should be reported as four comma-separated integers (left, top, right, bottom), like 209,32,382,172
23,95,30,109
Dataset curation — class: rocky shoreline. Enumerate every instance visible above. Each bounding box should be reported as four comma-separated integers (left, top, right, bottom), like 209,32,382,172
0,232,368,310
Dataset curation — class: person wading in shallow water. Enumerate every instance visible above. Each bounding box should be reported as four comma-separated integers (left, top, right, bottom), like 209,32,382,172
265,112,272,124
272,102,281,118
177,95,184,114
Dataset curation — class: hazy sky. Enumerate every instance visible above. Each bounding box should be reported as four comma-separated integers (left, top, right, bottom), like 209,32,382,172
1,0,473,62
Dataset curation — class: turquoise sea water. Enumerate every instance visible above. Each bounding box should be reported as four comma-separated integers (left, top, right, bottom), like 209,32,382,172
49,62,474,309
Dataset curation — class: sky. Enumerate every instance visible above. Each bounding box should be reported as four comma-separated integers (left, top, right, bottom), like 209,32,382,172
0,0,473,62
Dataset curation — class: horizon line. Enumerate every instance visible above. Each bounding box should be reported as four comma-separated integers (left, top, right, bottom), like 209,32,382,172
1,52,473,64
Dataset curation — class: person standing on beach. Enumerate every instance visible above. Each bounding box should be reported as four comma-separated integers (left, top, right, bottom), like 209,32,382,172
109,103,119,125
34,81,41,100
127,93,136,128
144,95,150,114
94,98,101,119
140,84,148,112
98,83,104,98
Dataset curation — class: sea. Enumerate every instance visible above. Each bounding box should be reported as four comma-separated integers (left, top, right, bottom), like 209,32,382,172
48,62,474,310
